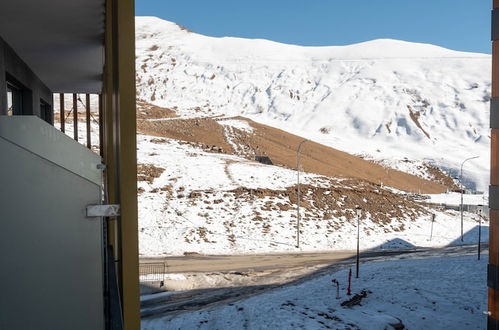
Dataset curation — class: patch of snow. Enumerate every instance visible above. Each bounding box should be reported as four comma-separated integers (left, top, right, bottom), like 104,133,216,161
426,192,488,206
218,119,254,133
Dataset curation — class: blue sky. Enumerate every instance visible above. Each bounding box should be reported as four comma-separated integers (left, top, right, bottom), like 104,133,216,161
136,0,491,54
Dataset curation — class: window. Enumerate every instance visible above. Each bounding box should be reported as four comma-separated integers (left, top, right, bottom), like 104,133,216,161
6,86,12,115
40,99,52,124
6,82,22,116
5,72,33,116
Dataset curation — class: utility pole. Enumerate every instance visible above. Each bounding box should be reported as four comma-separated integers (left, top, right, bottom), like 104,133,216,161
296,139,307,249
460,156,479,242
355,206,362,278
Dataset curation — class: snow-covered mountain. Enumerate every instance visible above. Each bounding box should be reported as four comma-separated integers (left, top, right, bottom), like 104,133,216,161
135,16,491,191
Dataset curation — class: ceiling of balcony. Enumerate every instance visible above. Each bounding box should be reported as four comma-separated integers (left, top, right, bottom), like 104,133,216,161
0,0,105,93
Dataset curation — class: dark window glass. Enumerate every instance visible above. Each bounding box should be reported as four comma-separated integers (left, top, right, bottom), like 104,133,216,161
40,99,52,124
6,83,22,115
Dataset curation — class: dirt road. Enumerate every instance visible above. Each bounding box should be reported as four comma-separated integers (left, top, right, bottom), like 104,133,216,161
140,244,486,320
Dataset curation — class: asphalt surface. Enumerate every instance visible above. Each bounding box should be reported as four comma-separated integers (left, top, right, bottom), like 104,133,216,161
140,247,449,274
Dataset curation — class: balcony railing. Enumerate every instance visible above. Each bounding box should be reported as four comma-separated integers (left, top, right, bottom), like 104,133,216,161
54,93,103,155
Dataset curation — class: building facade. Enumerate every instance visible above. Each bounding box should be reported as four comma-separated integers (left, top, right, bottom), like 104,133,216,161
0,1,139,329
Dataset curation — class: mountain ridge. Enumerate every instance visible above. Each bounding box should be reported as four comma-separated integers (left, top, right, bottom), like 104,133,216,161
135,16,490,191
136,16,490,59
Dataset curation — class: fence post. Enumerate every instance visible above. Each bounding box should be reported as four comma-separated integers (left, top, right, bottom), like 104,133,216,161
347,268,352,296
73,93,78,141
59,93,65,133
430,213,435,241
86,94,91,149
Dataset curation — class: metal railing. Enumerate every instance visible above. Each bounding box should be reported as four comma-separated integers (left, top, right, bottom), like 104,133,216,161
54,93,102,155
139,262,168,283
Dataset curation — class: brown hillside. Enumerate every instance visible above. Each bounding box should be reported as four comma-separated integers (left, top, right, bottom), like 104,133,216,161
139,117,234,154
137,101,177,119
243,118,447,194
137,112,448,194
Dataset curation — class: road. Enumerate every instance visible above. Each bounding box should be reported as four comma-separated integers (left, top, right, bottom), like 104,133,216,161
140,244,487,320
141,251,358,273
140,247,441,274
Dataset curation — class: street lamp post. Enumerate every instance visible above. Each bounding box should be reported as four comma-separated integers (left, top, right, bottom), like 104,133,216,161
459,156,479,242
355,206,362,278
296,139,307,249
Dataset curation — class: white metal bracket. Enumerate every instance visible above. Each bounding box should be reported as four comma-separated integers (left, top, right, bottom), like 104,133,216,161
86,204,120,217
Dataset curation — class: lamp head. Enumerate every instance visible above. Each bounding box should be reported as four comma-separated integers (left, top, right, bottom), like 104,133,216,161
355,206,362,217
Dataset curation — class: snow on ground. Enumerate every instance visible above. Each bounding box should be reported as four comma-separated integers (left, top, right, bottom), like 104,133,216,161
142,254,487,330
137,135,323,192
135,16,490,192
427,192,488,206
218,118,254,133
53,117,101,153
137,134,487,256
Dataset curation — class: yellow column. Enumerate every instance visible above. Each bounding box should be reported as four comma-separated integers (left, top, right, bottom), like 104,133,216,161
104,0,139,328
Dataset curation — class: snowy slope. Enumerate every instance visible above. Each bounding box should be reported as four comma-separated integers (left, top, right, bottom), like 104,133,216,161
137,134,486,256
135,16,491,191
